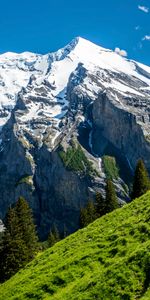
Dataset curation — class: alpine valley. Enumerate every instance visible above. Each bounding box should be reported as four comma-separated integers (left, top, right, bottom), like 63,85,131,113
0,37,150,239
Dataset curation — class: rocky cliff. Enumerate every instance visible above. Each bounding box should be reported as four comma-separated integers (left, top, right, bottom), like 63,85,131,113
92,91,150,171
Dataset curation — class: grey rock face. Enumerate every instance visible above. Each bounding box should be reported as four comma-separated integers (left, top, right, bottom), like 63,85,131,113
92,91,150,170
34,149,93,238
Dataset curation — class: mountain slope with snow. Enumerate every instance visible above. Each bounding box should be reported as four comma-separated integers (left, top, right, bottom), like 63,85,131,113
0,37,150,238
0,37,150,131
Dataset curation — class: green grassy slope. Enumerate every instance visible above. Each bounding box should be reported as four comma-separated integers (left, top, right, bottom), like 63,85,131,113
1,193,150,300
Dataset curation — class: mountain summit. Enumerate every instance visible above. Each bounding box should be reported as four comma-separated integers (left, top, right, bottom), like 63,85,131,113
0,37,150,237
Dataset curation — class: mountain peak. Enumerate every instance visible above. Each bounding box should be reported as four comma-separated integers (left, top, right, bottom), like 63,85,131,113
53,36,108,63
66,36,107,53
70,36,93,46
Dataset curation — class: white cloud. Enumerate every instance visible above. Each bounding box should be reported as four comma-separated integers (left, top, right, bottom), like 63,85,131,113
142,35,150,41
114,47,128,57
138,5,149,13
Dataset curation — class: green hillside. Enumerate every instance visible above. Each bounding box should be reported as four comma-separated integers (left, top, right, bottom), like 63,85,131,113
1,192,150,300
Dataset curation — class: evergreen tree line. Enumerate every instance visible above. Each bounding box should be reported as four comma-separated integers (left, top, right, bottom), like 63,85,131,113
46,223,70,249
80,159,150,228
0,197,63,283
80,179,119,228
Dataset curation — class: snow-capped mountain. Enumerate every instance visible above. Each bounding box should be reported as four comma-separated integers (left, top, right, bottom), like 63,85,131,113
0,37,150,146
0,37,150,238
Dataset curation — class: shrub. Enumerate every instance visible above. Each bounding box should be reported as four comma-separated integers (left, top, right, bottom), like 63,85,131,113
59,144,98,176
102,156,119,180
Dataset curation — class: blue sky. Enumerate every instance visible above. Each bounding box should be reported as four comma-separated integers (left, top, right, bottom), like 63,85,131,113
0,0,149,65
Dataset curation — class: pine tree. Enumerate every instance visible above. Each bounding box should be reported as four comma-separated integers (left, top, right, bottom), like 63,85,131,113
131,159,150,200
105,180,119,213
86,200,96,224
48,231,56,247
0,198,39,283
0,231,3,253
0,208,28,282
95,192,105,218
48,224,60,247
1,198,64,282
15,196,38,259
79,206,88,228
52,224,60,242
79,200,96,228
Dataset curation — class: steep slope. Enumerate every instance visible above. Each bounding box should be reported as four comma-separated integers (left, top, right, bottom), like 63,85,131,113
0,51,50,127
1,192,150,299
0,37,150,237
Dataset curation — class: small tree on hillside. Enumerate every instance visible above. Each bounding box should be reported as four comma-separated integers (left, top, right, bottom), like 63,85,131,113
79,200,96,228
15,196,38,259
86,200,96,224
105,179,119,213
79,206,88,228
95,192,105,218
131,159,150,200
48,224,60,247
48,230,56,247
